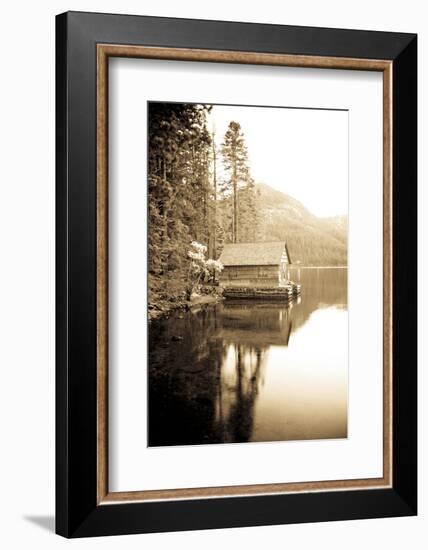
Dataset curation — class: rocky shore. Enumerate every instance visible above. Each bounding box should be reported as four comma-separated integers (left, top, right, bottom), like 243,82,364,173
148,289,223,322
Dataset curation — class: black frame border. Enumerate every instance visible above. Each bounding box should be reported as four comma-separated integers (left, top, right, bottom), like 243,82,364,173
56,11,417,537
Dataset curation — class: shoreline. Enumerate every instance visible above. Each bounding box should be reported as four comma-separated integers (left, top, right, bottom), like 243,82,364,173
149,266,346,321
148,294,223,322
290,265,348,269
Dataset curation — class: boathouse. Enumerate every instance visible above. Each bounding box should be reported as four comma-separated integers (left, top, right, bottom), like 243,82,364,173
218,241,291,288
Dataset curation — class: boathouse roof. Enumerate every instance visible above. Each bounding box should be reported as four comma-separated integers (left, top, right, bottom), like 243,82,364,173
218,241,291,267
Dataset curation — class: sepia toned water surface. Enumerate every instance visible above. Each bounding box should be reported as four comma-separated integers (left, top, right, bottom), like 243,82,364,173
148,268,348,446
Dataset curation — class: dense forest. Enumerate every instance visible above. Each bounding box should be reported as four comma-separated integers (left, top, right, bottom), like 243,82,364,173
148,103,259,308
148,102,347,311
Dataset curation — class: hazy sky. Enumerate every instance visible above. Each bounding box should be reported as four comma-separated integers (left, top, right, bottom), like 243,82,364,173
208,104,348,218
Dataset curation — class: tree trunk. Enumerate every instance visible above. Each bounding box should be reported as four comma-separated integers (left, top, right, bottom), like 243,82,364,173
212,134,217,258
233,157,238,243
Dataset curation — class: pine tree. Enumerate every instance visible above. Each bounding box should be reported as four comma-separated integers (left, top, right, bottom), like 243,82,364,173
220,122,259,243
220,122,251,243
239,182,260,243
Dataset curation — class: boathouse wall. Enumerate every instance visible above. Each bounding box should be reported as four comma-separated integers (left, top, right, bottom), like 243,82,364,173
220,265,279,288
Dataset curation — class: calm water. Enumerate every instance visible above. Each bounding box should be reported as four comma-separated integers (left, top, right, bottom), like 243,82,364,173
148,268,348,446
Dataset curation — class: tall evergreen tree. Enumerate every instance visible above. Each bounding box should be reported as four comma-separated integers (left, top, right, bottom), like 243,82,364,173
220,121,259,243
238,178,260,242
220,122,250,243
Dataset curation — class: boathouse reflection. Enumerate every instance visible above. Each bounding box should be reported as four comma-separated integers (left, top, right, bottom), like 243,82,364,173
149,301,295,446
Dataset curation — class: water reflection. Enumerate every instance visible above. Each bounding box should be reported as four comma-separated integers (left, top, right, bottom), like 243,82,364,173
148,268,348,446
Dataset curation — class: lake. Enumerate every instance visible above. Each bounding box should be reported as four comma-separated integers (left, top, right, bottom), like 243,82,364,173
148,267,348,446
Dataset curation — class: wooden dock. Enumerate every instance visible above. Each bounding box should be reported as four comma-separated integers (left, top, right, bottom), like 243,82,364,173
223,282,301,301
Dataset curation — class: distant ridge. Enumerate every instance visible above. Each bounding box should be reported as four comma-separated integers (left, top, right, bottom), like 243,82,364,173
256,183,348,266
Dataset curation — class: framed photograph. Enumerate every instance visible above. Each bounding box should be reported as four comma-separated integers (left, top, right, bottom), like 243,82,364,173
56,11,417,537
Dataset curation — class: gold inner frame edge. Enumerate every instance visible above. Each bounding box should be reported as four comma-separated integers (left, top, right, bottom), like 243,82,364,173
96,44,393,505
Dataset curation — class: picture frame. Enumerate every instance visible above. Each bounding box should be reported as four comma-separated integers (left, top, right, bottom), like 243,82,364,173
56,11,417,537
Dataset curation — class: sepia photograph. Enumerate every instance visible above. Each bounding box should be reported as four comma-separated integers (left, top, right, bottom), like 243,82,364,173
148,101,348,447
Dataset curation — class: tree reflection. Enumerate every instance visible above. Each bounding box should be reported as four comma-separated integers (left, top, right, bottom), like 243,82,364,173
215,344,266,443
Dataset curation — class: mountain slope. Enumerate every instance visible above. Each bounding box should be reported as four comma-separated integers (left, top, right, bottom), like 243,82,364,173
256,183,348,266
